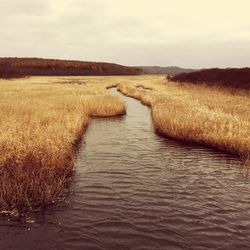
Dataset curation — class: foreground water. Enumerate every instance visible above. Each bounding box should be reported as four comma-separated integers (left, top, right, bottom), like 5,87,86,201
1,89,250,250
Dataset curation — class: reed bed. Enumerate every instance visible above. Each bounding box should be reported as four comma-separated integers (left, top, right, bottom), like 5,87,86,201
0,76,125,214
117,76,250,163
1,74,249,214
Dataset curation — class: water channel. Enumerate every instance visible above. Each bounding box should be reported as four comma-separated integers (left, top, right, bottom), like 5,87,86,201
1,88,250,249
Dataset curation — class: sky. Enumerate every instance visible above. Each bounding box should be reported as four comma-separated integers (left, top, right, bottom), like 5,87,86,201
1,0,250,68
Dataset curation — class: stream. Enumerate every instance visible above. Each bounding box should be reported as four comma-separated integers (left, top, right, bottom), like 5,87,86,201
1,88,250,250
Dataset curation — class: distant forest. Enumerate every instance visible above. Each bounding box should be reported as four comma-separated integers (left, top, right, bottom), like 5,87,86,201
170,68,250,90
0,58,142,78
139,66,196,75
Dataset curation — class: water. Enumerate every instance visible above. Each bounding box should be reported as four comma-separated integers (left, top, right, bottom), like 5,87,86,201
1,88,250,250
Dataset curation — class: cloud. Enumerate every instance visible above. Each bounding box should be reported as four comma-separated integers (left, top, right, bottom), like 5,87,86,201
0,0,250,67
1,0,49,17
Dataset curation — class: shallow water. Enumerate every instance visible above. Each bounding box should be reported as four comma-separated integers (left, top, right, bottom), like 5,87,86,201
1,88,250,250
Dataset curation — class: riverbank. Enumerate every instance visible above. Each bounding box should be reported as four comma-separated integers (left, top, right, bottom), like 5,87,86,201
0,76,125,214
2,81,248,250
117,76,250,163
1,75,249,215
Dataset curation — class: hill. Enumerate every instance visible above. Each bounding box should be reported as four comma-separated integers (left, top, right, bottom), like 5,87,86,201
170,68,250,90
0,58,142,78
139,66,196,75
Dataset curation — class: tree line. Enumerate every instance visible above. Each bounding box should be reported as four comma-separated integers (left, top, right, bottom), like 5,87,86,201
169,68,250,90
0,57,143,78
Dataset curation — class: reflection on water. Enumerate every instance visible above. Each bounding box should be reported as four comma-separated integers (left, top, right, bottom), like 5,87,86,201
1,88,250,250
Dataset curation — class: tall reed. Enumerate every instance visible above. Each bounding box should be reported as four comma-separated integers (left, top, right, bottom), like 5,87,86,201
0,76,125,214
117,77,250,163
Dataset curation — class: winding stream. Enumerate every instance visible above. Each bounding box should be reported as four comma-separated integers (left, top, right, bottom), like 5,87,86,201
1,88,250,250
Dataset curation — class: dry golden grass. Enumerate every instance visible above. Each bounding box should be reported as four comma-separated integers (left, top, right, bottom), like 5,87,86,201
1,74,249,214
0,76,125,214
117,75,250,163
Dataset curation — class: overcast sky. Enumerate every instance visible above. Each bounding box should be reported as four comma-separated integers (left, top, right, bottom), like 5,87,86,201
1,0,250,68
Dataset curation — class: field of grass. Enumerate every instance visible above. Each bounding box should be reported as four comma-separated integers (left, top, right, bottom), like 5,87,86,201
1,75,249,215
0,76,125,215
117,75,250,163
